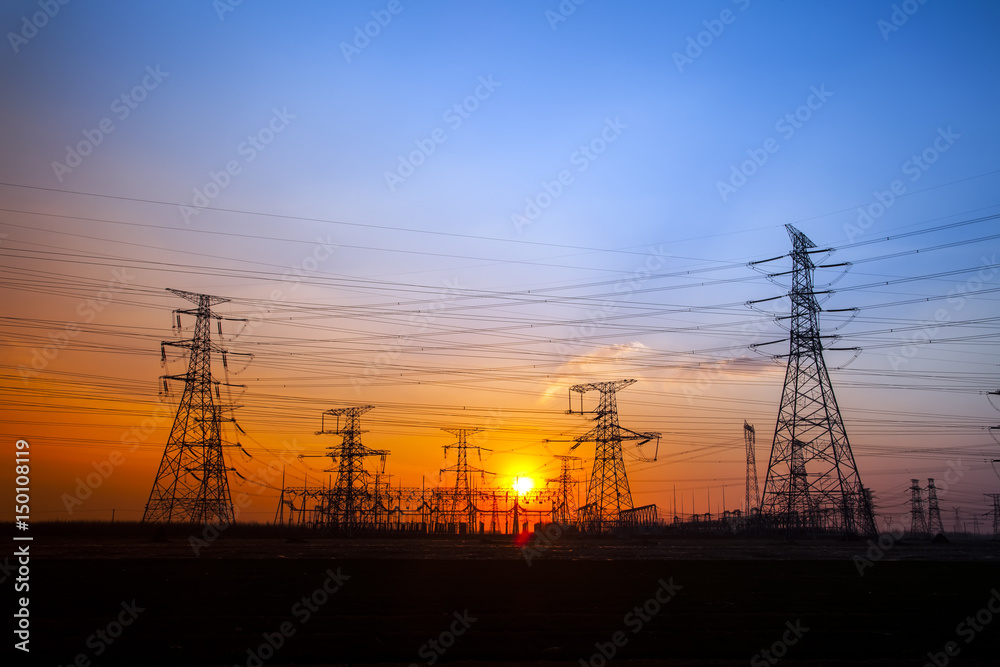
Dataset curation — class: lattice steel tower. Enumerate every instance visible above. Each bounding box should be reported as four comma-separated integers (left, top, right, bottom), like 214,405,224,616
908,479,928,537
744,421,760,515
143,289,238,524
317,406,388,531
756,225,877,536
548,455,582,525
986,494,1000,540
440,428,492,530
569,380,658,531
926,478,945,535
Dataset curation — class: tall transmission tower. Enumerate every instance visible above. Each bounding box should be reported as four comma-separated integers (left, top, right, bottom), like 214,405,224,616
926,478,945,535
908,479,928,537
440,428,492,531
744,421,760,515
569,380,659,532
548,455,582,525
143,289,243,524
754,225,877,537
986,494,1000,540
317,406,388,531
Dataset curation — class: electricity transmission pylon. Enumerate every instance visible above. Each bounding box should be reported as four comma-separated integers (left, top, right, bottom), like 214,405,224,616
143,289,242,524
744,421,760,515
754,225,877,537
926,478,945,535
909,479,928,537
548,455,582,524
986,494,1000,540
317,406,388,531
440,428,492,532
569,380,659,532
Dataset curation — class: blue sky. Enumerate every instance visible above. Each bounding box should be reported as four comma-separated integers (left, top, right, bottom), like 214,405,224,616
2,1,999,525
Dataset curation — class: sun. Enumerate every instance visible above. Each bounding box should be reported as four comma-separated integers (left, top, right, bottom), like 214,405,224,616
512,476,534,495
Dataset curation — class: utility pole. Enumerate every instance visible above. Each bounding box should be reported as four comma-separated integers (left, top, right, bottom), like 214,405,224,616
752,225,876,537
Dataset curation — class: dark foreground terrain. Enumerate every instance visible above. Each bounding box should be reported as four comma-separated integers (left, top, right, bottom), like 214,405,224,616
20,527,1000,666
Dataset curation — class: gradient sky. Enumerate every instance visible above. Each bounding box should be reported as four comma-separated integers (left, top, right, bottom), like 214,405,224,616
2,0,999,530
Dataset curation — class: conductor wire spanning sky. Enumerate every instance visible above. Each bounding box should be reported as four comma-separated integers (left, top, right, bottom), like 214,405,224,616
1,0,998,527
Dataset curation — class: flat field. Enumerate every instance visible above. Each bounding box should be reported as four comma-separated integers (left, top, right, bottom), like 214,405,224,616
22,524,1000,666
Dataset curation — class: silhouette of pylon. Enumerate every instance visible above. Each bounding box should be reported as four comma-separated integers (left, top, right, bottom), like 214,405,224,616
317,405,388,531
744,421,760,515
986,494,1000,540
569,379,659,532
440,428,492,531
548,455,581,524
909,479,928,537
926,478,945,535
143,289,238,524
755,225,876,537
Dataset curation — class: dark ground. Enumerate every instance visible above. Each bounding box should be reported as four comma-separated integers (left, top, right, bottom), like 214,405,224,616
15,525,1000,666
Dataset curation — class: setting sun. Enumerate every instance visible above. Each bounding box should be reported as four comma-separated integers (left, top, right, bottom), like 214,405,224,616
512,477,534,496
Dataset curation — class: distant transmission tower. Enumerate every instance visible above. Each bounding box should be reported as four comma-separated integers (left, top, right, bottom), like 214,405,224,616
569,380,659,531
144,289,243,524
744,421,760,515
440,428,492,532
548,455,582,524
317,406,388,531
754,225,877,537
908,479,928,537
953,507,963,535
986,494,1000,540
926,478,945,535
